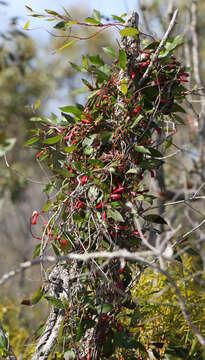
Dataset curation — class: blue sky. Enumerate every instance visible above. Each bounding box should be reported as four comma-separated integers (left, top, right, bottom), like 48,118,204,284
7,0,139,23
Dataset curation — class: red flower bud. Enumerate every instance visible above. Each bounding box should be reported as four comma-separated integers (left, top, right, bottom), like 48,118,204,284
113,186,125,194
31,212,39,225
133,231,140,236
71,139,77,145
131,71,135,79
133,105,142,114
96,202,103,209
111,193,121,200
61,239,67,246
103,211,106,220
63,136,70,141
36,151,44,159
82,175,88,185
117,225,128,230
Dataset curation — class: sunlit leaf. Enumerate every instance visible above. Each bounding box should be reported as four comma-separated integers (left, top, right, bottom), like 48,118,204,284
103,47,117,58
43,135,61,144
119,27,139,37
119,49,127,70
85,17,101,25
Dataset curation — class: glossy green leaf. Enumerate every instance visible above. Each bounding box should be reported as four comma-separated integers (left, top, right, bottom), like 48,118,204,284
119,49,127,70
138,159,163,169
107,208,124,222
59,105,82,116
85,17,101,25
144,214,167,224
148,147,163,157
45,296,65,309
32,286,45,305
88,54,104,66
96,303,114,314
70,62,87,73
103,47,117,58
43,135,61,145
119,27,139,37
130,114,143,129
93,9,101,22
135,145,151,154
126,168,138,174
111,14,125,23
54,21,66,29
24,136,40,146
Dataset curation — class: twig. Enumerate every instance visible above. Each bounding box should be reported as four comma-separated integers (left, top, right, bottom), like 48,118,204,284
138,9,179,87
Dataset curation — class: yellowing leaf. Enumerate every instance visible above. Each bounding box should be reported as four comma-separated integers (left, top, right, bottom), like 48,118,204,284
24,20,30,30
34,99,41,110
119,27,139,37
57,40,76,53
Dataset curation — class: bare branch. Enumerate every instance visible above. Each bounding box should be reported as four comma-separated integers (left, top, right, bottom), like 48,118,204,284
138,9,179,87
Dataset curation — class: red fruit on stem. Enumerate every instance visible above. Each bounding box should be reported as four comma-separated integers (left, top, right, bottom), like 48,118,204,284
82,175,88,184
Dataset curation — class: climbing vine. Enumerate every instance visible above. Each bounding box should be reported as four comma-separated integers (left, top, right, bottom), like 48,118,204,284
21,7,198,360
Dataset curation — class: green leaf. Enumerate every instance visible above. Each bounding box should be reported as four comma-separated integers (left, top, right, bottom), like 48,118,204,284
148,147,163,157
82,55,88,68
64,145,77,153
103,47,117,58
43,201,51,212
45,9,60,16
25,5,33,12
144,214,167,224
33,243,41,258
43,135,61,145
135,145,151,154
138,159,163,169
59,105,82,116
107,208,124,222
164,136,172,150
24,136,40,146
70,62,87,73
32,286,44,305
0,138,16,157
82,134,97,147
96,303,114,314
88,54,104,66
119,27,139,37
54,21,66,29
93,9,101,22
173,114,185,124
121,79,127,95
90,66,110,81
119,49,127,70
100,131,112,145
45,296,65,309
64,350,75,360
130,114,144,129
170,103,186,113
0,334,7,348
111,14,125,23
126,168,138,174
52,243,61,256
85,17,101,25
57,40,76,53
143,41,160,50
